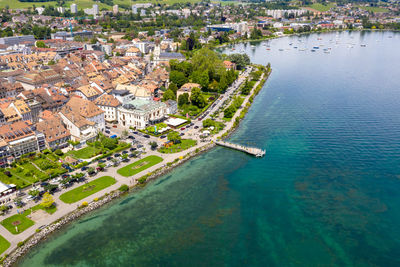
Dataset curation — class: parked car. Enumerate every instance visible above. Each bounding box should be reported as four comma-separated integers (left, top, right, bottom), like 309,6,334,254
180,133,185,136
107,156,113,161
194,126,199,129
88,171,96,176
99,159,106,163
122,158,130,163
143,135,150,138
129,153,136,158
114,153,121,157
81,166,88,171
122,151,128,154
62,174,70,179
105,130,110,134
113,125,117,128
128,135,135,139
105,126,110,129
133,131,138,134
181,127,185,130
137,144,143,148
160,135,166,139
130,147,136,152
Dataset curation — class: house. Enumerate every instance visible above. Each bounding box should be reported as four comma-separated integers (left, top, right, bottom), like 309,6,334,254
94,94,121,122
177,83,201,99
223,60,236,70
36,111,71,149
125,46,142,57
64,96,105,133
59,106,97,143
15,70,63,90
74,84,103,101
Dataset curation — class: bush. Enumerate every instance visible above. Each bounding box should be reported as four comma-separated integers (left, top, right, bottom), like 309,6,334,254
137,177,147,184
81,201,88,207
93,197,99,202
118,184,129,192
54,149,63,156
17,241,25,247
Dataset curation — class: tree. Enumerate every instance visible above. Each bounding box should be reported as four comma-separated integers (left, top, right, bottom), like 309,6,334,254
121,129,129,139
227,54,250,70
224,105,236,118
149,141,158,150
0,205,8,215
191,70,209,90
168,83,178,95
29,189,40,198
102,137,118,150
191,48,224,80
54,149,63,156
44,184,58,193
190,88,206,108
162,89,176,101
41,192,54,209
170,71,188,88
178,93,190,107
36,40,47,48
167,131,181,143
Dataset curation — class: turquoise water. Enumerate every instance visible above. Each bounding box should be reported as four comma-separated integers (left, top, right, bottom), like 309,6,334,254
20,31,400,266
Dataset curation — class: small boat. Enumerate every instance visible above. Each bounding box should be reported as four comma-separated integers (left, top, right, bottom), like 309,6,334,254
293,46,298,49
279,48,284,51
317,37,322,40
360,44,366,47
251,45,256,48
299,48,306,51
324,51,330,54
266,48,270,50
313,46,319,49
311,49,316,52
289,43,293,46
388,36,393,38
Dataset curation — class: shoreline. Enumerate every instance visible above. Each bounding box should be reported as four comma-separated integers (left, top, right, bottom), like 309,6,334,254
215,28,399,50
2,64,272,266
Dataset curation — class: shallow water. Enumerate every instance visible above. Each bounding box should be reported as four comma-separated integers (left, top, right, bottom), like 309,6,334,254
20,31,400,267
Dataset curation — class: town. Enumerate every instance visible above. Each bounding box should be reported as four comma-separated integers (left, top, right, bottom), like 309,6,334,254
0,0,397,264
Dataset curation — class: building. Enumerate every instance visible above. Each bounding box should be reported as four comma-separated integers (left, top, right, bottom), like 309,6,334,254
59,106,97,143
16,70,63,90
177,83,201,99
74,85,102,101
64,96,105,133
0,35,35,46
36,112,70,149
0,121,39,160
94,94,121,122
117,98,168,129
70,3,77,13
113,5,119,14
51,31,93,41
93,4,99,15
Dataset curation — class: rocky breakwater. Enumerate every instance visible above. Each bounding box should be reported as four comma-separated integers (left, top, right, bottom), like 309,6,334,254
2,191,123,267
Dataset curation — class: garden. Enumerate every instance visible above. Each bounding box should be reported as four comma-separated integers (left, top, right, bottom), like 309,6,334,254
65,134,130,160
117,156,163,177
59,176,116,204
0,152,67,189
159,139,197,154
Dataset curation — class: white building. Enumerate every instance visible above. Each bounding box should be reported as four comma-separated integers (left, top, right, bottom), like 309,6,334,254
70,4,77,14
94,94,121,123
117,98,168,129
93,4,99,15
113,5,119,14
57,7,65,13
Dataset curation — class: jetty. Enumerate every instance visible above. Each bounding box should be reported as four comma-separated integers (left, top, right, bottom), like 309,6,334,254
215,140,266,157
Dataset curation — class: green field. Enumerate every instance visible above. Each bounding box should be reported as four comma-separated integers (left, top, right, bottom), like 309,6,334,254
67,146,101,159
59,176,116,204
0,234,10,254
1,214,35,235
159,139,197,154
305,3,335,12
358,5,389,13
117,156,163,177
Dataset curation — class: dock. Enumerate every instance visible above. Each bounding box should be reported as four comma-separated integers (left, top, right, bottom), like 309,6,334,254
215,140,266,157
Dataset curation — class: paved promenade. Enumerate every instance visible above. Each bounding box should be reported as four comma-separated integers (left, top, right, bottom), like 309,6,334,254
0,66,267,258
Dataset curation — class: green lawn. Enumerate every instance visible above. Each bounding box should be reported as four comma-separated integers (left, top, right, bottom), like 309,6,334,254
59,176,116,204
24,204,57,215
1,214,35,235
117,156,163,177
67,146,102,159
0,234,10,255
306,3,335,12
358,5,389,13
159,139,197,154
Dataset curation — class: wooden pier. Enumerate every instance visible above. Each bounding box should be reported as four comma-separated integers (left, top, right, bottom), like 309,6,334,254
215,140,266,157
